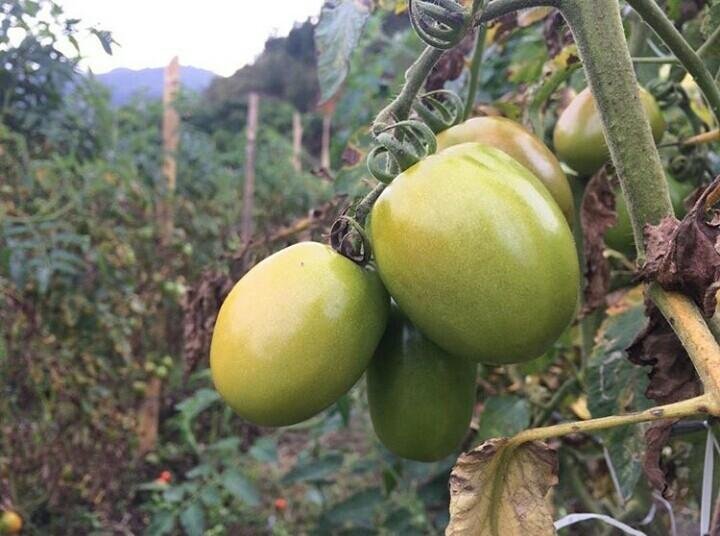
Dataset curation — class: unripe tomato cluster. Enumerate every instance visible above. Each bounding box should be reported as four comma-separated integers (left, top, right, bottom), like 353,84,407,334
211,111,583,461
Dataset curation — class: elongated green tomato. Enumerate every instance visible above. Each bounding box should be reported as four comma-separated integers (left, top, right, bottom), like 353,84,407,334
367,307,476,462
554,87,666,177
605,173,696,254
436,116,574,225
210,242,389,426
370,143,580,365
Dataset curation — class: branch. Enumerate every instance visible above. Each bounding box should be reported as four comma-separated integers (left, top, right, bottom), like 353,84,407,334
626,0,720,127
509,394,717,446
464,25,487,120
373,46,444,132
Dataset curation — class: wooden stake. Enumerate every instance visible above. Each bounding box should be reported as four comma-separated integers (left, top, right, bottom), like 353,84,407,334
292,110,303,173
137,56,180,456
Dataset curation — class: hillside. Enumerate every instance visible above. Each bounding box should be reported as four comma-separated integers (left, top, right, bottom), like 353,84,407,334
95,65,218,105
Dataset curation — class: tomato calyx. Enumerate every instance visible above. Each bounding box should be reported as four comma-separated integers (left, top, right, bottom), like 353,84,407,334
330,211,372,265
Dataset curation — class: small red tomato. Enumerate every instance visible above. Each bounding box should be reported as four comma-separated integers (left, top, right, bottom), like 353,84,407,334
274,498,288,511
159,470,172,483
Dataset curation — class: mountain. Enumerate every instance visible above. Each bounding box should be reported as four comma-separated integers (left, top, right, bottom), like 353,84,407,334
95,66,218,106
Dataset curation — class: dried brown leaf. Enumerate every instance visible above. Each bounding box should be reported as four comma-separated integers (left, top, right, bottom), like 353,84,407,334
542,10,574,58
640,176,720,317
447,439,558,536
580,166,617,315
627,302,701,496
426,30,476,92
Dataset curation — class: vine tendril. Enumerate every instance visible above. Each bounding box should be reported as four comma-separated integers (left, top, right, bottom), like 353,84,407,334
413,90,465,133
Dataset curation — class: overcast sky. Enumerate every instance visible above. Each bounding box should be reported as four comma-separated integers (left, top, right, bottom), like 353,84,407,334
58,0,325,77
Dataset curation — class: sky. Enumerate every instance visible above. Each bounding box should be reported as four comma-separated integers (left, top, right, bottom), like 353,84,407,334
58,0,325,77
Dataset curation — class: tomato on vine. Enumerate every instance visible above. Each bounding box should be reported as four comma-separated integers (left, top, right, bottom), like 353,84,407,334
0,511,22,535
210,242,389,426
367,307,476,462
554,87,666,177
370,143,580,365
436,116,574,225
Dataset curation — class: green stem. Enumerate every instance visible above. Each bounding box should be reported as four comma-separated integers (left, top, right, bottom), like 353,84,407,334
510,394,716,446
559,0,672,255
464,25,487,120
632,56,679,64
698,23,720,61
527,62,581,137
531,376,579,427
626,0,720,127
373,46,444,133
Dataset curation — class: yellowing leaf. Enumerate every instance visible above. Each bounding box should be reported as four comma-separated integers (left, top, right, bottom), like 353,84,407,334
446,439,558,536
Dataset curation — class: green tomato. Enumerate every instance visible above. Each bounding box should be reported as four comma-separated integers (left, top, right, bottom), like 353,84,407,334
370,143,579,365
554,87,666,177
605,174,696,254
154,365,168,379
437,116,574,225
367,307,476,462
161,355,174,368
210,242,389,426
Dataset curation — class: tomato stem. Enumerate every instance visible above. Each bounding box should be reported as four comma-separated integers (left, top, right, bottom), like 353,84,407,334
476,0,558,24
463,25,486,121
509,393,718,446
559,0,673,253
626,0,720,127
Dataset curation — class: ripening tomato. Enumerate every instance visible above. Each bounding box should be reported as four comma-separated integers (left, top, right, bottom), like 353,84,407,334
604,174,696,254
210,242,389,426
437,116,574,224
0,511,22,535
554,87,666,177
367,307,476,462
370,143,579,365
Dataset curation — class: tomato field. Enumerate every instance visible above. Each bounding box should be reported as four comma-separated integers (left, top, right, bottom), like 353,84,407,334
2,0,720,534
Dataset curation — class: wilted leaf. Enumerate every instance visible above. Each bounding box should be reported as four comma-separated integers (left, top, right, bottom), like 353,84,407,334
640,177,720,317
426,30,476,92
580,167,617,315
542,10,573,58
476,396,531,442
627,301,702,496
315,0,372,105
447,439,558,536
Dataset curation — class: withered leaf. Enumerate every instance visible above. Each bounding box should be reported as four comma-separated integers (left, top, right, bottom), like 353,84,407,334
640,176,720,317
580,166,617,315
542,10,574,58
627,301,701,497
447,439,558,536
426,30,476,92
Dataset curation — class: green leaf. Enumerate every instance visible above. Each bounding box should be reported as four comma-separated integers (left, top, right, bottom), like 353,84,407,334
282,453,344,484
175,388,220,421
586,289,652,501
221,469,260,506
320,488,384,527
199,485,222,507
146,510,177,536
249,436,278,463
163,485,186,503
586,295,650,419
315,0,372,105
476,396,531,442
179,503,205,536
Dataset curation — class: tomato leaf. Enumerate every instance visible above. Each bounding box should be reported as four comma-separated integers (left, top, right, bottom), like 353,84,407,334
447,439,558,536
476,396,530,442
315,0,372,105
179,502,205,536
221,469,260,506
